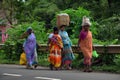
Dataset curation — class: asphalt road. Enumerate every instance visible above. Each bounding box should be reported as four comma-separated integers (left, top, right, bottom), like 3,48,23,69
0,64,119,80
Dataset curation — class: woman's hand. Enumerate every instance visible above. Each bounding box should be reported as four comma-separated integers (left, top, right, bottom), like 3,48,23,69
20,32,28,39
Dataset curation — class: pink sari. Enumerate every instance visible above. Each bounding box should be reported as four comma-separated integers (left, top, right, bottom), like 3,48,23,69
79,30,93,65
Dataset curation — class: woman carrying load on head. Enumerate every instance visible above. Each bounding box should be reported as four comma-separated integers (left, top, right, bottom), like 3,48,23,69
78,16,93,72
59,25,75,70
47,27,63,70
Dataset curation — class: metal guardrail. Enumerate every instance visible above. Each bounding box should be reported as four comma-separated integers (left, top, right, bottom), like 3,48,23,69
39,44,120,54
0,44,4,49
0,44,120,54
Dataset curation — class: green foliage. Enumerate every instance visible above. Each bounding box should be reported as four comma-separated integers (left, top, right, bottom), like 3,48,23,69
1,0,120,26
1,0,20,25
0,19,7,26
0,41,19,64
96,15,120,44
114,55,120,67
72,53,84,69
6,21,48,44
92,65,120,73
14,0,59,24
37,52,49,66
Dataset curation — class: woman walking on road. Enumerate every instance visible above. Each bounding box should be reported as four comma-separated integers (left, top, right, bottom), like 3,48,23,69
78,16,93,72
59,25,75,70
47,27,63,70
21,27,37,69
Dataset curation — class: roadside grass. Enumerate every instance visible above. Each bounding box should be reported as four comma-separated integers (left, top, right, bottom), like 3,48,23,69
72,54,120,74
0,52,120,74
37,53,49,66
92,65,120,73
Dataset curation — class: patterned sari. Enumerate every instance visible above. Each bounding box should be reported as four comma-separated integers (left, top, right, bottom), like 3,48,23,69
48,34,63,68
24,33,36,67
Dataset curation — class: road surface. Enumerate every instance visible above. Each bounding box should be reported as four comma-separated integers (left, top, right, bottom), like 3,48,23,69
0,64,119,80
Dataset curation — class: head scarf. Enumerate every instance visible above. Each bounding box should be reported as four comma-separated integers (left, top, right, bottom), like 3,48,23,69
26,27,32,34
79,29,88,40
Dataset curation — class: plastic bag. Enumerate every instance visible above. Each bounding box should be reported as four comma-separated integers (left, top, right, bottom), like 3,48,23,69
19,52,27,65
92,50,99,58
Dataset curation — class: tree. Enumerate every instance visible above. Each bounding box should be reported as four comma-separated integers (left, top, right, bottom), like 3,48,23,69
15,0,59,26
1,0,18,27
96,15,120,44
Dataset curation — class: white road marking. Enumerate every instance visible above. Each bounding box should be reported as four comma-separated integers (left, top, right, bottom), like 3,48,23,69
3,73,22,77
35,77,61,80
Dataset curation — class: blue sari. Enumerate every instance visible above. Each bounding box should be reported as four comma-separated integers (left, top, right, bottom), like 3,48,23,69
59,30,74,66
24,33,36,67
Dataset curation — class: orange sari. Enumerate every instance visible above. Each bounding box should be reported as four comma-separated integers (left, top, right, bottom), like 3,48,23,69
79,31,93,65
48,34,63,68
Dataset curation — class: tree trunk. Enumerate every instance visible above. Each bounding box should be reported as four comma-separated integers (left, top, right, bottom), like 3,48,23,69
107,0,112,8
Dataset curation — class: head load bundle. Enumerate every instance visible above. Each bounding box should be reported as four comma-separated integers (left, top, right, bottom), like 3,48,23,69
81,16,91,27
56,13,70,28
